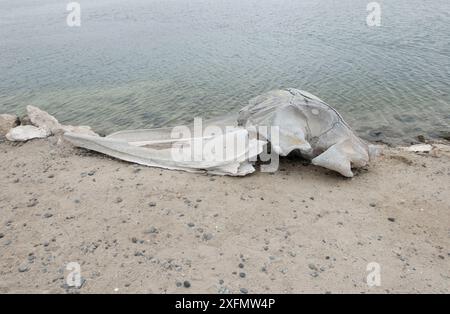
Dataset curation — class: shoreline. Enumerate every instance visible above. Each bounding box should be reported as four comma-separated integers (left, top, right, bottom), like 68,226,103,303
0,136,449,293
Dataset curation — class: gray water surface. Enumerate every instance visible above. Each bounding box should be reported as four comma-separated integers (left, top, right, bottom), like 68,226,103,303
1,0,449,144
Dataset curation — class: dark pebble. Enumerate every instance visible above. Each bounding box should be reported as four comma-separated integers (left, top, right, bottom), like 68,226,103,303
240,288,248,294
43,213,53,219
202,233,213,241
238,263,244,268
183,281,191,288
239,272,246,278
27,199,38,207
148,202,157,207
388,218,396,222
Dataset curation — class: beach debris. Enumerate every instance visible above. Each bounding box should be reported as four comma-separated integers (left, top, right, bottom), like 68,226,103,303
65,127,265,176
403,144,432,153
238,89,377,177
64,89,380,177
3,106,98,142
27,105,61,133
6,125,51,142
0,114,19,137
27,105,98,137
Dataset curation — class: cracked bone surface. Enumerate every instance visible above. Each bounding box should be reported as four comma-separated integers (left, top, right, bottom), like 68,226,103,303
65,89,376,177
238,88,374,177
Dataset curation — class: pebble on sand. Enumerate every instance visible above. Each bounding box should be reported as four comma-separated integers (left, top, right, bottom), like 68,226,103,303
183,281,191,288
202,233,213,241
18,263,30,273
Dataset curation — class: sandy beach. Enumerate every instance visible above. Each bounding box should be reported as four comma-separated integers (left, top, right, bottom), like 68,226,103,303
0,136,449,294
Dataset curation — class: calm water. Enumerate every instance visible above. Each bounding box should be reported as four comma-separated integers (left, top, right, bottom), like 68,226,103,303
0,0,449,144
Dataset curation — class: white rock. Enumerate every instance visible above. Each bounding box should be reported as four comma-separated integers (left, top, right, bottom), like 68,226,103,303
0,114,19,136
26,105,61,133
26,105,99,136
6,125,51,142
404,144,432,152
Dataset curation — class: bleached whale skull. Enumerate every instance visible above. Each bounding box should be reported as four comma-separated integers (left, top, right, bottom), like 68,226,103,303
64,88,377,177
238,88,375,177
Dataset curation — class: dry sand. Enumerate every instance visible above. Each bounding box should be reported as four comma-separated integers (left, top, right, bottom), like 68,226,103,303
0,136,449,294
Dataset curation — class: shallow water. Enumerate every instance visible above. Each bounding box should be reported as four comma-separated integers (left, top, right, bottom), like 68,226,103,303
0,0,449,144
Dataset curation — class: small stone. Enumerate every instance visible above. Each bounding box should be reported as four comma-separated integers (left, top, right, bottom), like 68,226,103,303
240,288,248,294
18,263,30,273
148,202,157,207
87,170,96,176
388,218,396,222
27,198,39,207
417,135,426,143
219,279,224,285
183,281,191,288
369,203,376,207
0,233,4,239
238,263,244,268
308,263,318,271
239,272,246,278
187,222,195,228
176,281,182,287
202,233,213,241
43,213,53,219
115,197,123,203
145,227,158,234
